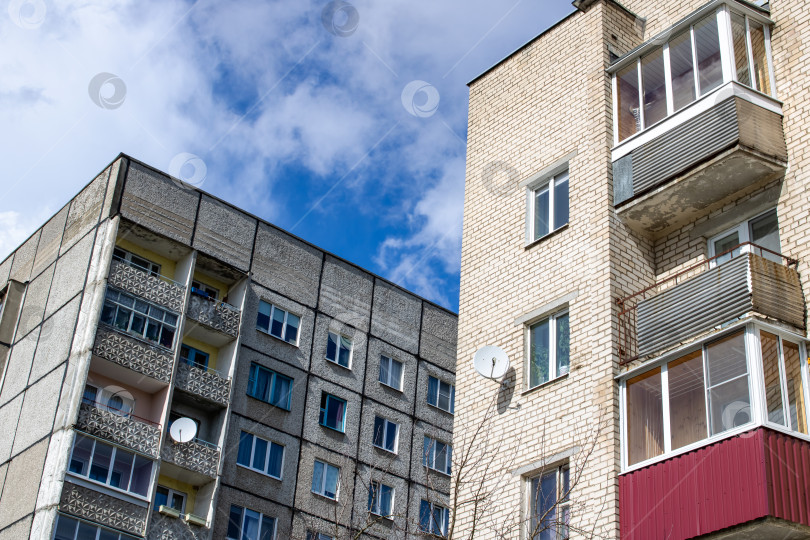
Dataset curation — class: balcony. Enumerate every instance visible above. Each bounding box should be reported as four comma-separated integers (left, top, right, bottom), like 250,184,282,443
93,325,174,383
174,362,231,407
148,510,209,539
186,293,241,338
75,400,161,458
620,428,810,540
107,257,186,312
161,438,220,479
618,245,803,364
59,482,148,537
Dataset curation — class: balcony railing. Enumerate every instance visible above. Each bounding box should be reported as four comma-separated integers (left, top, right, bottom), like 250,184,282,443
108,257,185,312
186,294,241,337
161,438,221,478
617,243,802,364
148,510,208,539
76,400,162,458
174,362,231,407
59,482,148,537
93,325,174,383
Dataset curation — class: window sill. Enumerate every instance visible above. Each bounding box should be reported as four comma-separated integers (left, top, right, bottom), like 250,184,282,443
425,467,451,478
524,224,568,250
325,358,352,371
236,463,283,482
522,372,569,396
373,444,398,456
65,475,150,506
319,423,346,434
379,381,404,393
426,403,454,416
368,511,394,522
255,326,299,347
100,323,174,352
311,491,339,502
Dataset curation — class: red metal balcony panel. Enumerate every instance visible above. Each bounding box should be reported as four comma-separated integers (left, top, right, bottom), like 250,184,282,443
620,429,778,540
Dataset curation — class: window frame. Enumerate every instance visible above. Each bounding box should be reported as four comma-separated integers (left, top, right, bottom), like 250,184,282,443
99,287,178,349
312,459,341,500
427,376,455,414
83,383,135,417
153,485,187,513
236,431,285,480
707,208,780,266
180,344,210,370
368,480,395,518
53,514,140,540
372,416,400,454
67,433,154,499
325,331,353,369
226,504,277,540
191,279,219,301
378,355,404,391
247,363,293,411
319,392,348,433
419,500,450,537
527,168,569,244
257,300,301,345
526,465,570,540
526,309,570,390
113,247,161,277
423,436,452,476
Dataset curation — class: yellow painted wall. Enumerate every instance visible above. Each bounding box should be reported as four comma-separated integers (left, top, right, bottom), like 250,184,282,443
116,238,178,280
157,474,197,513
181,336,219,371
192,271,229,300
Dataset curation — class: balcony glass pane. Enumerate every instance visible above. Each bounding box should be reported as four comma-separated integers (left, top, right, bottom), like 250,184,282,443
713,231,740,265
616,63,641,141
706,331,751,435
749,20,771,94
785,341,808,434
749,209,781,262
130,454,153,496
76,522,97,540
110,449,134,490
54,515,78,540
694,14,723,96
669,30,696,111
760,331,786,426
642,48,667,126
627,368,664,465
668,350,707,450
89,442,113,483
69,434,94,475
731,12,751,86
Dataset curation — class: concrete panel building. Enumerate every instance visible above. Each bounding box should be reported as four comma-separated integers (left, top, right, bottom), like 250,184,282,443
455,0,810,538
0,154,457,539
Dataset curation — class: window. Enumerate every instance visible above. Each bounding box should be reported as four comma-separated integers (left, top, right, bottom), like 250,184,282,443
427,376,455,414
113,247,161,277
528,466,570,540
530,169,569,241
54,514,139,540
312,460,340,499
306,533,333,540
237,431,284,479
528,311,570,389
99,288,178,349
423,436,452,475
613,8,774,144
180,344,210,370
319,393,347,432
257,301,300,344
247,363,293,410
379,355,403,391
368,481,394,517
83,384,135,417
227,505,277,540
373,416,399,453
153,485,187,512
68,434,153,497
191,279,219,301
708,209,781,266
419,500,449,537
326,332,352,368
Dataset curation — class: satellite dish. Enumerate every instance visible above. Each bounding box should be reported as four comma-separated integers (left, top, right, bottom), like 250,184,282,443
169,417,197,443
473,345,510,380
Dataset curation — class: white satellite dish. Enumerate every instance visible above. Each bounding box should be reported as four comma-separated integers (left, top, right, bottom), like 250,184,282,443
169,417,197,443
473,345,510,380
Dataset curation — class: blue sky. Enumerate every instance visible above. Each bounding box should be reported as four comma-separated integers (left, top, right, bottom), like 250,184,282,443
0,0,575,310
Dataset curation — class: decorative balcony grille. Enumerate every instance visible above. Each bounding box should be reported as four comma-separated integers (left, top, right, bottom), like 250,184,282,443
59,482,148,536
161,438,220,478
76,400,161,458
174,362,231,407
108,258,185,312
148,511,208,540
186,294,241,337
617,243,801,365
93,326,174,383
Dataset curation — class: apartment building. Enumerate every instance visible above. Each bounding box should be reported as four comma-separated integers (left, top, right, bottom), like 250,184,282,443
456,0,810,538
0,154,457,539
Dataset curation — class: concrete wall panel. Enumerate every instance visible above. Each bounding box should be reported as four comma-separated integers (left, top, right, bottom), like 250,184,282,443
0,514,32,540
15,263,55,340
0,438,48,530
419,304,457,373
61,166,111,254
302,376,362,458
357,401,413,480
0,258,12,291
31,206,68,279
318,256,374,332
409,421,451,493
212,485,293,540
11,364,66,457
0,328,39,406
193,196,256,272
29,296,81,383
9,229,41,283
362,338,417,416
371,281,422,355
414,362,455,433
294,442,357,524
309,313,368,395
0,395,23,463
45,231,94,319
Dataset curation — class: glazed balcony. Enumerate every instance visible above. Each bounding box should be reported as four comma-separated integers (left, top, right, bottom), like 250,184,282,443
75,400,161,458
610,2,786,238
620,428,810,539
108,256,186,312
618,245,802,364
161,438,221,479
186,293,241,338
174,361,231,407
93,325,174,383
59,482,148,537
